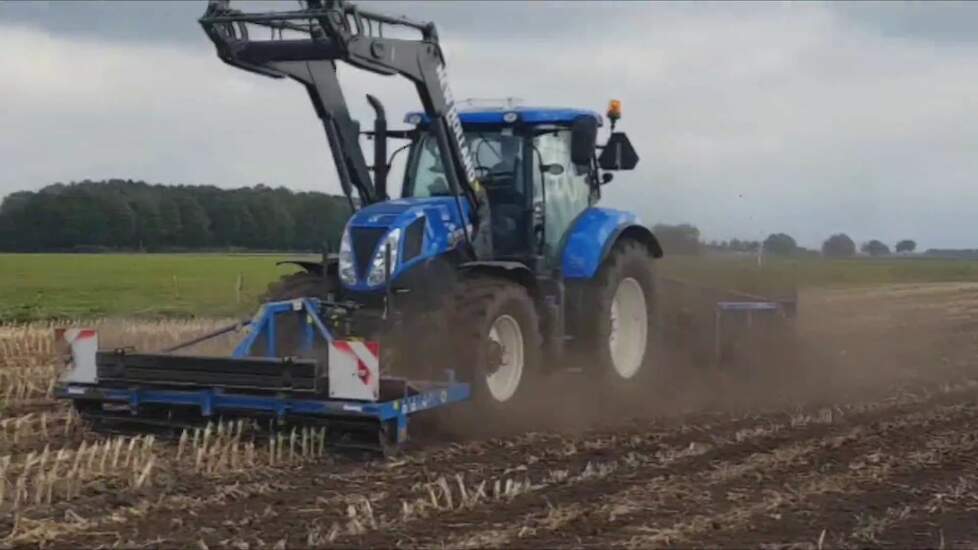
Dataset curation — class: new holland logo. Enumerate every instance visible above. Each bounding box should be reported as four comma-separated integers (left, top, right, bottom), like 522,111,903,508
435,63,477,186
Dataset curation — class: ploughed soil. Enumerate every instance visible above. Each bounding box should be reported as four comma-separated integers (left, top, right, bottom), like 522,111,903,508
3,283,978,548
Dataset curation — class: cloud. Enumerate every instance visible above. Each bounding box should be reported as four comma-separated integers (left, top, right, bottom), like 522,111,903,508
829,1,978,45
0,23,345,193
2,2,978,249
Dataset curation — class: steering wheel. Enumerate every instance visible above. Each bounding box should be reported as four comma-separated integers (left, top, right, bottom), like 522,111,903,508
485,170,516,187
426,177,450,196
474,162,518,189
474,165,492,180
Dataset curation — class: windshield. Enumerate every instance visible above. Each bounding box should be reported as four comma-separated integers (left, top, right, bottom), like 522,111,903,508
403,130,525,198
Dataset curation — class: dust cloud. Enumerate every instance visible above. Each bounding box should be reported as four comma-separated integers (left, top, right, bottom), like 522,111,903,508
432,282,978,442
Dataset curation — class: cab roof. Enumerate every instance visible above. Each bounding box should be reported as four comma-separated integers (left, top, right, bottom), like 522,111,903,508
404,106,603,127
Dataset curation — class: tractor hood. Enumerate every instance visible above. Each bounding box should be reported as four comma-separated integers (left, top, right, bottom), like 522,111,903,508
340,197,471,291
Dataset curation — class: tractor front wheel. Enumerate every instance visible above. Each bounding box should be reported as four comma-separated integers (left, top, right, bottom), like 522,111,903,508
454,278,541,413
261,270,336,302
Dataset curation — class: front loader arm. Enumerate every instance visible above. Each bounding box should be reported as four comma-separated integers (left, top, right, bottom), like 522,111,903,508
199,0,491,257
201,0,374,208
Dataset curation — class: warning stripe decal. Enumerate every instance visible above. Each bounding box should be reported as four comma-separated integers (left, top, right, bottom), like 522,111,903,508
348,341,379,371
60,328,98,344
331,340,380,387
332,341,379,366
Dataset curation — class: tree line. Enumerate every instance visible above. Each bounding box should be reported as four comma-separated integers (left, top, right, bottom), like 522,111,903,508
0,180,927,258
0,180,352,252
655,223,918,259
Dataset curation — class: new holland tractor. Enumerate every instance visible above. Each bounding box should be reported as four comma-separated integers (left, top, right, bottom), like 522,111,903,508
56,0,794,452
200,0,659,401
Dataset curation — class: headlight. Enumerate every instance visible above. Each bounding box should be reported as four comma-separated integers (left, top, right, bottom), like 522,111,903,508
338,226,356,286
366,228,401,287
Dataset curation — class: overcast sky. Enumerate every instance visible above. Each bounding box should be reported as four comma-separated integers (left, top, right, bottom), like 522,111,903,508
2,1,977,249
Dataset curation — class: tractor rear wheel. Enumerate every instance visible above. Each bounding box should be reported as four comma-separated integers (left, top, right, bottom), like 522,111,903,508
454,278,541,413
582,239,656,387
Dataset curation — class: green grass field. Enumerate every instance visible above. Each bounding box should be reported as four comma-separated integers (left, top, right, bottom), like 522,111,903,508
1,253,977,322
0,254,310,322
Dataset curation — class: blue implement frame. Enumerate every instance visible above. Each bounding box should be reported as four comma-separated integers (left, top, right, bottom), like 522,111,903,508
57,297,470,445
232,298,335,358
713,301,785,368
59,380,469,444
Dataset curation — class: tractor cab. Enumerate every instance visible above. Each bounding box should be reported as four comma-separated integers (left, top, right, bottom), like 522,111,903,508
400,105,636,263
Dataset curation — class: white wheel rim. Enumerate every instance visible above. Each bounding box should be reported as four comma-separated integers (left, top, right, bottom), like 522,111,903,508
486,314,524,402
609,277,648,379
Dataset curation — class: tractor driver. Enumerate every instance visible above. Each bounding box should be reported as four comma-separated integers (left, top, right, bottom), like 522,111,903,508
410,130,528,256
471,133,526,256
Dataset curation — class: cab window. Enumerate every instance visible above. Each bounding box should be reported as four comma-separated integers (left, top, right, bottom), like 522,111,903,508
532,129,592,263
403,130,525,198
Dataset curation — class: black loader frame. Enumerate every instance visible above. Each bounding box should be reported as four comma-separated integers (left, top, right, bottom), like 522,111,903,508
199,0,492,257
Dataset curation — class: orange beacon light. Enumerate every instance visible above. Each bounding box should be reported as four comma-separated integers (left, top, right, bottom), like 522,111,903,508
607,99,622,129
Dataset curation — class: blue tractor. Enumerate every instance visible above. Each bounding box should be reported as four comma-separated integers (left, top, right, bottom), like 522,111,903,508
207,0,661,410
267,101,657,411
61,0,794,451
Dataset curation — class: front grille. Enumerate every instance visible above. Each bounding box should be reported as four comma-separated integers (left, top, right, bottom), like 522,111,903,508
351,227,386,279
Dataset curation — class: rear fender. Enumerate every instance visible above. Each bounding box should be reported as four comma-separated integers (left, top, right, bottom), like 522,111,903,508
561,207,662,280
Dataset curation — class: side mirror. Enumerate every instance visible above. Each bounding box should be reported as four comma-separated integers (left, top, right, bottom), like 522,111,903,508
598,132,639,171
601,172,614,185
570,116,598,166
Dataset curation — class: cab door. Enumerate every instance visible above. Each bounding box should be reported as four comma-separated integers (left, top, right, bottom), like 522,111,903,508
532,129,594,266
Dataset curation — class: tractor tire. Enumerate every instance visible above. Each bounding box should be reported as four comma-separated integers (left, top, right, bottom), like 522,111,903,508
261,271,336,302
453,278,541,416
580,239,657,390
252,271,336,358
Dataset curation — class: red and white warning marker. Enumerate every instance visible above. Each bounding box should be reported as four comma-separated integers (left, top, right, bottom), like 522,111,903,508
328,340,380,401
55,328,99,384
